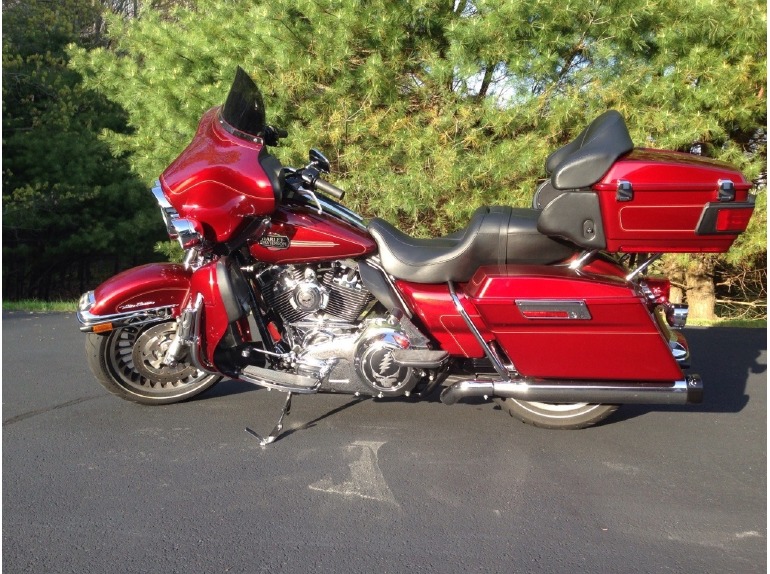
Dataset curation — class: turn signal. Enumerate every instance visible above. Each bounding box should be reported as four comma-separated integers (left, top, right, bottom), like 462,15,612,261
92,323,114,334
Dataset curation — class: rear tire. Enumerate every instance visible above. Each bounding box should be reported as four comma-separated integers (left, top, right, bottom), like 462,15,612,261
86,322,221,405
495,398,618,429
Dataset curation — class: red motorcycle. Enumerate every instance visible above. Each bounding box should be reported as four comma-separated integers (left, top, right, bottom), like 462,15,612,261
78,67,755,441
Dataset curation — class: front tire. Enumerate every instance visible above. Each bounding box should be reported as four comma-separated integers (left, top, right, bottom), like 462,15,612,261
495,398,618,429
86,321,221,405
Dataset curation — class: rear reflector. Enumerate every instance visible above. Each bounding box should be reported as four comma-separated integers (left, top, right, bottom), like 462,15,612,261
521,310,570,319
715,208,754,232
696,201,755,235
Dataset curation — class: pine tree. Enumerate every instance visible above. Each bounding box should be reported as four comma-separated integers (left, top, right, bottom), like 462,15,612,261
2,0,165,299
69,0,766,317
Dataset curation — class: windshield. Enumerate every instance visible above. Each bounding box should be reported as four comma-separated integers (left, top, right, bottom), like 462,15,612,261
220,66,267,139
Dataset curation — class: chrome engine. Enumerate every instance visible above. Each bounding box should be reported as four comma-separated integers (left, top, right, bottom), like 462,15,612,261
258,261,421,396
261,261,374,326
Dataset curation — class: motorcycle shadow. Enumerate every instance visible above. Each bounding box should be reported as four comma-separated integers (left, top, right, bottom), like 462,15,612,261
609,327,764,423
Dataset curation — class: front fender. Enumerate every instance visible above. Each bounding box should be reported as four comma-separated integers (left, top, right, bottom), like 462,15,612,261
77,263,191,332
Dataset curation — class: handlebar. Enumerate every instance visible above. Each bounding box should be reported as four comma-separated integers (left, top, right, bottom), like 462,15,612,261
314,177,345,200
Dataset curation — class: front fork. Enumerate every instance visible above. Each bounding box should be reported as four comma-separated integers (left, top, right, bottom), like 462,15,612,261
162,293,204,368
162,256,264,376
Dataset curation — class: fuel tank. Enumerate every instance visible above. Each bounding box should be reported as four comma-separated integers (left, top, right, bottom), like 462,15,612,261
248,205,377,264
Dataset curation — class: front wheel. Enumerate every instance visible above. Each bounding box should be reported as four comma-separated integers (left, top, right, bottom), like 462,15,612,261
494,398,618,430
86,321,221,405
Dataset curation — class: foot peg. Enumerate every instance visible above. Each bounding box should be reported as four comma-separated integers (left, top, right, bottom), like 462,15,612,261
246,391,293,447
241,365,320,393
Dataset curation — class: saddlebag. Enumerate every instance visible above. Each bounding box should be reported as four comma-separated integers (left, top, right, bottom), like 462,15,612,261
464,264,684,382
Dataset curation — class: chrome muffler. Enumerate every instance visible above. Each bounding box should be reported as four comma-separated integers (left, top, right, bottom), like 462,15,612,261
440,375,703,406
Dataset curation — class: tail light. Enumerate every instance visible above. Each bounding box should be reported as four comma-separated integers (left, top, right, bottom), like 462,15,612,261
715,208,754,232
696,201,755,235
641,277,671,303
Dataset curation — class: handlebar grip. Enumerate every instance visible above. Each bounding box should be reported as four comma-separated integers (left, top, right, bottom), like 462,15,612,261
314,177,345,200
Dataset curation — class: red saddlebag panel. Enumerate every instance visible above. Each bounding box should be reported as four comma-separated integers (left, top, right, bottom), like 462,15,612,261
465,265,683,381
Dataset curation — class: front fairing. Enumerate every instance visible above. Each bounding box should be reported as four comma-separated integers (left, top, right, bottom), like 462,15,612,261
159,68,281,244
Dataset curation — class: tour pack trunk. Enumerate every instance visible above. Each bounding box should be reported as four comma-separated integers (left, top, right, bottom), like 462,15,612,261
538,148,755,253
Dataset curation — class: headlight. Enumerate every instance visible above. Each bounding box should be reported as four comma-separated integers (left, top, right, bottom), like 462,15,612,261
151,182,180,238
171,219,203,249
150,183,203,249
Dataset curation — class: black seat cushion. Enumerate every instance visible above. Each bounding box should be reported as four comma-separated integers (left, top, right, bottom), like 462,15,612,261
368,206,575,283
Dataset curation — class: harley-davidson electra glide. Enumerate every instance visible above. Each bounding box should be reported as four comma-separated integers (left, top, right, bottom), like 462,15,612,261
77,67,755,441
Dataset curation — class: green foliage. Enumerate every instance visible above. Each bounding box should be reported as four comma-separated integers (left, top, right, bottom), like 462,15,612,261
2,0,165,299
62,0,770,318
154,240,184,263
2,300,78,313
70,0,766,239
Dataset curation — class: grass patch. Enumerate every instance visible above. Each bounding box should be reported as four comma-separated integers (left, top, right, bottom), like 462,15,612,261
2,299,78,313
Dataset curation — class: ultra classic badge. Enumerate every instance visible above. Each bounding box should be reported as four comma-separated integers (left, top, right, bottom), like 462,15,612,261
258,234,290,250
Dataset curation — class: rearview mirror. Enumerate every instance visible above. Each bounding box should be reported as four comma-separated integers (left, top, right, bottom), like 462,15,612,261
309,149,331,173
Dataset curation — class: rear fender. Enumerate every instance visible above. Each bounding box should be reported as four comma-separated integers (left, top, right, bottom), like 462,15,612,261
77,263,192,332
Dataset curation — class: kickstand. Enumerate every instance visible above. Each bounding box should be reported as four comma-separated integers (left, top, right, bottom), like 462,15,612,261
245,391,293,447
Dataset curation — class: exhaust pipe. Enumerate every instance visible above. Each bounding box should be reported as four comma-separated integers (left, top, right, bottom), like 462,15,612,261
440,375,703,406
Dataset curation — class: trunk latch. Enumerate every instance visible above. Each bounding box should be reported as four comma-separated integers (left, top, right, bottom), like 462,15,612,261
718,179,736,202
616,179,634,202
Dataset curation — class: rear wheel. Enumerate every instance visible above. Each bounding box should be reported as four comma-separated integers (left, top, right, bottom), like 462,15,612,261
86,321,221,405
495,398,618,429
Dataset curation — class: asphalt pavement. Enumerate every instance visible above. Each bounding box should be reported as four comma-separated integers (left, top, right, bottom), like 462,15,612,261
2,311,766,573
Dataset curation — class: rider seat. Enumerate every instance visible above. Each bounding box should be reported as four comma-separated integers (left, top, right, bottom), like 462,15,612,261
367,206,575,284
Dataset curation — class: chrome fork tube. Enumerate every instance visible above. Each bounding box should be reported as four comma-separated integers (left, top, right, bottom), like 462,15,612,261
162,300,196,367
164,293,213,374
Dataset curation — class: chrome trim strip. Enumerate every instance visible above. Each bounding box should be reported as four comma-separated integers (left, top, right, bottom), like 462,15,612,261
440,375,703,406
515,300,591,320
568,249,598,271
151,183,180,237
447,281,512,380
151,181,173,210
77,305,176,332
